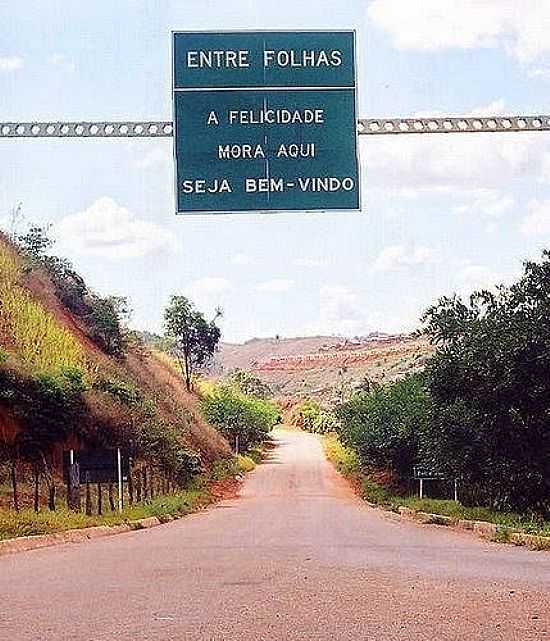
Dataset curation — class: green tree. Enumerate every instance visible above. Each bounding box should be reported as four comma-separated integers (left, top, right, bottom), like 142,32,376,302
230,370,271,399
164,296,221,391
336,374,430,479
421,251,550,514
17,225,53,259
201,384,278,451
87,295,130,357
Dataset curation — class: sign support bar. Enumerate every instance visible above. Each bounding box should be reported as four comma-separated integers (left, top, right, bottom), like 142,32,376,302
1,115,549,138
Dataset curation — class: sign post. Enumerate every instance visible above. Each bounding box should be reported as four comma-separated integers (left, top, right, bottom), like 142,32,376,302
172,31,360,214
413,466,446,500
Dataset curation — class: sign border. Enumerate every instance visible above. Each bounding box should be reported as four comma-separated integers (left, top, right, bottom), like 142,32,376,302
171,29,361,216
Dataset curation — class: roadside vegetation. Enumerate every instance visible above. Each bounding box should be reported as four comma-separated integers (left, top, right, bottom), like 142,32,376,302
334,252,550,519
200,372,280,452
298,252,550,539
322,434,550,538
0,224,233,522
288,398,338,434
0,456,252,541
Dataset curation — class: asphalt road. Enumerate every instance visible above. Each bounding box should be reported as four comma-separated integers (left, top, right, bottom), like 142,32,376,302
2,429,549,641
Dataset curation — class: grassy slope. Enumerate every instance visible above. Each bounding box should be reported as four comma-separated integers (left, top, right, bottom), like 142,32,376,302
0,233,231,484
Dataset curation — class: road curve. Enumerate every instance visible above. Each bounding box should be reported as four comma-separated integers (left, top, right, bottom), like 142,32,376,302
1,429,549,641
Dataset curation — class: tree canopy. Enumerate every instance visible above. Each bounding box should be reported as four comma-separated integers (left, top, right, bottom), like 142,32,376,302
164,296,221,390
420,252,550,513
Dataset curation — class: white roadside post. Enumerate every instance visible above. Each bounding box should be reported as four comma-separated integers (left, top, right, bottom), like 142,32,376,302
419,478,424,499
117,447,123,513
454,478,458,503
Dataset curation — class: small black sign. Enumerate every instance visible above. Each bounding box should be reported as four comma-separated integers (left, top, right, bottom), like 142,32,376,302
413,466,445,480
63,449,129,484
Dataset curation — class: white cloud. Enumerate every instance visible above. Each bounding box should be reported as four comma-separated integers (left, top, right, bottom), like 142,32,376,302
414,99,508,119
293,257,324,268
55,197,180,258
520,199,550,237
468,100,509,118
231,252,254,266
49,54,76,73
456,264,501,295
319,285,362,328
134,145,170,170
372,245,439,272
452,190,514,219
0,56,23,72
368,1,550,64
307,285,418,336
528,66,550,80
255,278,294,293
363,130,547,200
186,277,232,296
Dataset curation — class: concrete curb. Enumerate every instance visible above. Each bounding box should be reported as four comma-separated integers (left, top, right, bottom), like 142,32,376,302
397,505,550,550
510,532,550,549
0,517,163,558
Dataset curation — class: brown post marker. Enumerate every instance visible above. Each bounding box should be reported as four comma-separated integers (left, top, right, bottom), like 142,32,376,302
108,483,115,511
97,482,103,515
10,460,19,512
33,467,40,513
85,473,92,516
128,458,134,506
136,469,142,503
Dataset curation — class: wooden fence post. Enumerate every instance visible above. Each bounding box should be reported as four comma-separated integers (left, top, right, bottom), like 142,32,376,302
10,460,19,512
97,482,103,515
85,473,92,516
128,458,134,506
33,467,40,513
108,483,115,511
67,463,81,511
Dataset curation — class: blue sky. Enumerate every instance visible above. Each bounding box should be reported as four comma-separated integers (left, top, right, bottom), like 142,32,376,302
2,1,550,342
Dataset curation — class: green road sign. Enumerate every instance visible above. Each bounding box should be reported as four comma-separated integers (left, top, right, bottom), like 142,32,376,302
173,31,360,214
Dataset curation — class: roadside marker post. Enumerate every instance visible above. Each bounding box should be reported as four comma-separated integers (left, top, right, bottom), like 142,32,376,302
117,447,123,513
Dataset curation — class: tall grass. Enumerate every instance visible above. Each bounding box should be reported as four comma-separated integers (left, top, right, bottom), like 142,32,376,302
0,243,86,375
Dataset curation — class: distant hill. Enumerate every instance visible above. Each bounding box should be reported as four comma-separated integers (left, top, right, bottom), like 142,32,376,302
213,333,433,403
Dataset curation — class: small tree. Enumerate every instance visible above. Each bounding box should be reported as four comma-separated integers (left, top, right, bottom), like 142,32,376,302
230,370,271,399
164,296,221,391
17,224,53,259
87,295,130,356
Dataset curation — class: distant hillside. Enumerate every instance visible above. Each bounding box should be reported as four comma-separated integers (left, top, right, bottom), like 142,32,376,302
213,333,434,403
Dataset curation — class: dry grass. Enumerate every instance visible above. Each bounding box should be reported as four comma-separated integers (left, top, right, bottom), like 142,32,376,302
0,243,86,376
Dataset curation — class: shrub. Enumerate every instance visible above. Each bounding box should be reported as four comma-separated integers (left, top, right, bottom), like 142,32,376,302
336,374,430,480
86,295,129,357
201,383,279,450
290,399,339,434
135,419,202,487
93,377,141,406
230,370,271,399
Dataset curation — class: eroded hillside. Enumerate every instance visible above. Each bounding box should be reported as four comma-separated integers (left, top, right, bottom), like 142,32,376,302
0,232,230,508
214,334,434,402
